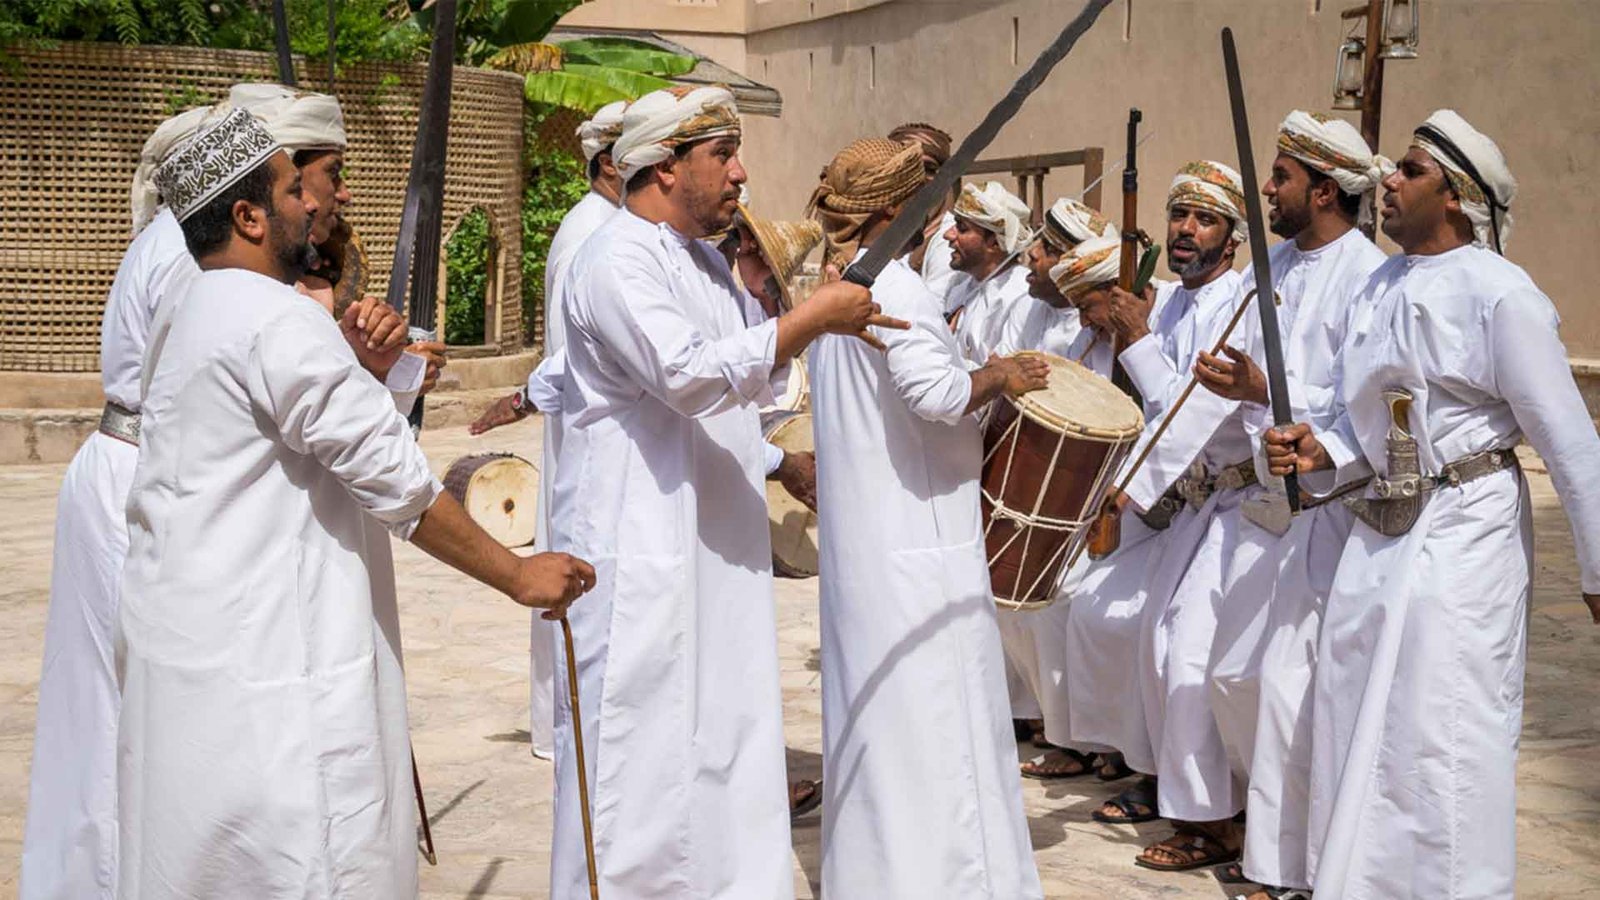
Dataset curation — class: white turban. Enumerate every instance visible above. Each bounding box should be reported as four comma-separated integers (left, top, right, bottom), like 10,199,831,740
578,100,628,163
1042,197,1117,250
228,82,347,154
1413,109,1517,253
130,105,215,235
1049,234,1122,300
1277,109,1389,228
953,181,1032,254
612,85,741,181
1167,160,1248,242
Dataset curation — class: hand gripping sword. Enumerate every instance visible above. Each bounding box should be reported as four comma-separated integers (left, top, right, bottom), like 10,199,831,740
1221,27,1301,512
842,0,1115,287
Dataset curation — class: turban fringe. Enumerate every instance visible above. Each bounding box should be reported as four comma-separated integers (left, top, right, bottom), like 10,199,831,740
1412,109,1517,253
1049,235,1122,300
1167,160,1248,242
1276,109,1388,229
807,139,924,271
953,181,1032,255
613,85,741,181
578,100,628,163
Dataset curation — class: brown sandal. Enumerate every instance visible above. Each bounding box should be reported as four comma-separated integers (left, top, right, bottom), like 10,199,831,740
1020,747,1096,780
1134,825,1240,872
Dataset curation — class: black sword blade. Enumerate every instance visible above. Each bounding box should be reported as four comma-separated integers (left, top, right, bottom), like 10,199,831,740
271,0,297,86
842,0,1114,288
1221,27,1300,512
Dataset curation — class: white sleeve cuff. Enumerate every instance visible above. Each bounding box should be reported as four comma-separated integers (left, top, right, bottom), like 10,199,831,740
384,351,426,416
764,440,784,476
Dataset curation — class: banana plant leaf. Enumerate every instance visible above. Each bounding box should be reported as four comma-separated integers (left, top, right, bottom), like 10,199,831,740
523,69,638,112
555,37,696,77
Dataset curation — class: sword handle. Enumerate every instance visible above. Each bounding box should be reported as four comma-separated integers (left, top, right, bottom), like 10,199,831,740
841,264,876,289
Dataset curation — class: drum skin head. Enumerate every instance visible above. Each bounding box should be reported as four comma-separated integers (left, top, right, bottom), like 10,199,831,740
1012,352,1143,439
443,453,541,548
761,412,819,578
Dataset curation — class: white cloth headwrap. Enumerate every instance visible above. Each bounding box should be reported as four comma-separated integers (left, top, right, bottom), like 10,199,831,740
953,181,1032,254
1167,160,1249,242
1412,109,1517,253
1043,197,1117,249
612,86,741,181
1277,109,1388,229
1048,234,1121,300
153,107,284,223
130,105,215,235
228,83,347,154
578,100,628,163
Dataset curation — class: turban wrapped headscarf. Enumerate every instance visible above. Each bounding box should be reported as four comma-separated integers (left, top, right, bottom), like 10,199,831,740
1412,109,1517,253
806,138,925,271
1277,109,1388,229
612,85,741,181
228,83,346,154
1042,197,1117,251
953,181,1032,255
578,100,628,163
888,121,952,171
153,107,284,223
1049,234,1122,301
1167,160,1248,242
130,105,215,235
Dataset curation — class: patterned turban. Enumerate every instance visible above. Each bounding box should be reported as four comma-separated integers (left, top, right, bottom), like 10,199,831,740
1412,109,1517,253
1277,110,1388,228
1167,160,1248,242
613,85,741,181
578,100,628,163
1049,235,1122,301
953,181,1032,254
1042,197,1117,251
806,138,925,271
130,104,215,234
153,107,284,223
888,121,953,168
228,83,347,154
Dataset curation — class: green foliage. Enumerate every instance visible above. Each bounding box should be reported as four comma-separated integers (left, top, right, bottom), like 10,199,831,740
521,68,633,114
556,37,696,77
520,107,588,344
444,206,493,345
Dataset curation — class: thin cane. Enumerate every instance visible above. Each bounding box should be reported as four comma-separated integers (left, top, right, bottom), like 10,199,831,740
412,747,437,865
561,616,601,900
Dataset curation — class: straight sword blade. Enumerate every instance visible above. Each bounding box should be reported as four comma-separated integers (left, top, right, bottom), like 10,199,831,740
1221,27,1300,512
271,0,297,86
842,0,1115,287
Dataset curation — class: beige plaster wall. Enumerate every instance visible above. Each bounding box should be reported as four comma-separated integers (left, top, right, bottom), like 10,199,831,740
567,0,1600,359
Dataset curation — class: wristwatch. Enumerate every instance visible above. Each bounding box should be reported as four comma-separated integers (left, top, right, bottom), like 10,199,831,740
510,386,530,413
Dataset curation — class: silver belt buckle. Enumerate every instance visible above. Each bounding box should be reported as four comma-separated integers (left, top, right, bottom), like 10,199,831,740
98,402,141,446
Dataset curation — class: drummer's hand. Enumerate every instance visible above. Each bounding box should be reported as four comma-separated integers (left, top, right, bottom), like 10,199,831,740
1195,345,1268,405
993,353,1051,397
774,450,818,513
469,391,529,435
341,298,406,382
408,340,448,395
1104,286,1154,346
511,551,597,619
1264,422,1331,475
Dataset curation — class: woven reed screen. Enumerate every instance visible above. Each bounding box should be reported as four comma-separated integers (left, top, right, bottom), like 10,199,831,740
0,42,526,373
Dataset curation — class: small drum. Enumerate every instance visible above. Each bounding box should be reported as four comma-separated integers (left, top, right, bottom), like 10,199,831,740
762,410,819,578
443,453,541,548
981,353,1143,610
763,355,810,415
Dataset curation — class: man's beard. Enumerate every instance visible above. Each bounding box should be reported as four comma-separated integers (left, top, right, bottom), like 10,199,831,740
1169,237,1228,280
1269,189,1313,239
689,182,738,235
268,210,317,281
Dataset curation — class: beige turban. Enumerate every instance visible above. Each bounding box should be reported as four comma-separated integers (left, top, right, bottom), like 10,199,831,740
1042,197,1117,251
130,105,216,234
1049,235,1122,301
153,107,284,223
1412,109,1517,253
1277,110,1388,228
1168,160,1248,242
578,100,628,163
228,83,346,153
888,121,952,167
953,181,1032,254
806,138,925,271
612,85,741,181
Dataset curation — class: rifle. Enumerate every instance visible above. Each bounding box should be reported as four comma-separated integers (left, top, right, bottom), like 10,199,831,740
1084,108,1160,559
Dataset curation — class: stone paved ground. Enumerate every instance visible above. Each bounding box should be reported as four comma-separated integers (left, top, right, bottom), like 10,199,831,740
1,418,1597,898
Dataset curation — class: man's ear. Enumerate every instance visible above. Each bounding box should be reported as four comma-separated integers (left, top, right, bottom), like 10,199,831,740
1311,177,1341,211
653,157,677,190
597,153,620,180
233,198,269,242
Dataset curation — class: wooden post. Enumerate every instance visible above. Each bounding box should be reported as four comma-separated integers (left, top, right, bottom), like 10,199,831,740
1080,146,1104,213
1360,0,1386,153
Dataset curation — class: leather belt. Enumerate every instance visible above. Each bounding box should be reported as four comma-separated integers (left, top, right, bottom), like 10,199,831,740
98,401,140,446
1173,458,1259,511
1432,446,1519,490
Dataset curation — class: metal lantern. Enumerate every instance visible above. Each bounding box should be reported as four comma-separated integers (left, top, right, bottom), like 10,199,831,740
1379,0,1420,59
1333,37,1366,110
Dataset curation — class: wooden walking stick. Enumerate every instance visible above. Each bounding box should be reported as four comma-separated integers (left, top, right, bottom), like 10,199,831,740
411,747,437,865
561,616,600,900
